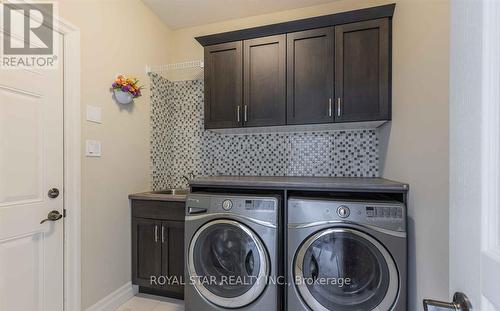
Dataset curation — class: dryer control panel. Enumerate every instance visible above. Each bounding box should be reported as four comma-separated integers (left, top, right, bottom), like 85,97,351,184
187,193,279,225
288,197,406,233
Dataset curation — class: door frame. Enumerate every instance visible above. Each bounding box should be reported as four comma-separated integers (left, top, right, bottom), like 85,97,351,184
449,0,500,309
479,1,500,308
54,10,82,311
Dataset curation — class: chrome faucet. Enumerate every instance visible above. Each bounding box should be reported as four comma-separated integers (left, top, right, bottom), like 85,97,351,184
182,172,195,186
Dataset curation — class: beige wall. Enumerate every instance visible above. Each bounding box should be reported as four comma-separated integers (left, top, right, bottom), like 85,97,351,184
379,1,450,310
57,1,172,309
168,1,450,310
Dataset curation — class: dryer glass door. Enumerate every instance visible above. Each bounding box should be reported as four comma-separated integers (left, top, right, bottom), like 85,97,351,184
295,228,398,311
188,219,269,308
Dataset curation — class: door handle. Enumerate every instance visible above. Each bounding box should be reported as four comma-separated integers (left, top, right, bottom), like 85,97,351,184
161,225,165,243
328,98,332,117
423,292,472,311
244,105,248,123
154,225,158,243
188,207,207,215
40,210,63,224
237,106,241,123
337,98,342,117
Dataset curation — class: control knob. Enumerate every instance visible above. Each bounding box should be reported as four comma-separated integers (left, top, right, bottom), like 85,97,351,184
222,199,233,211
337,205,350,218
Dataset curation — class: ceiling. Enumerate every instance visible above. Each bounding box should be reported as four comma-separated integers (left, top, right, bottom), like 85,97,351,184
142,0,336,29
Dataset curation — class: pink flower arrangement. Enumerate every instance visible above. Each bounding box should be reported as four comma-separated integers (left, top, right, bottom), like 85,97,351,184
112,75,143,98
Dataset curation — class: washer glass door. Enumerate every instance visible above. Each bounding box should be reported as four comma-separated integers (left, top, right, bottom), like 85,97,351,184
295,228,398,311
188,219,269,308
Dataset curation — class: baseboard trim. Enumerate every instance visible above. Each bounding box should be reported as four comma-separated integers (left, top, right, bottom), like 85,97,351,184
86,282,138,311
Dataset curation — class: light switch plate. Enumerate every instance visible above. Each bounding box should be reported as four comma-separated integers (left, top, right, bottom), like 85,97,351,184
86,105,102,123
86,140,101,157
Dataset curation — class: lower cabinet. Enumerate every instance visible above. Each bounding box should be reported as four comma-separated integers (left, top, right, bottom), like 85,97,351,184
131,200,185,299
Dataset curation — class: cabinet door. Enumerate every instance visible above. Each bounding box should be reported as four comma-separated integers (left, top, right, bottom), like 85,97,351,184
204,41,243,129
243,35,286,127
161,221,185,297
335,18,390,122
287,27,334,125
132,218,162,287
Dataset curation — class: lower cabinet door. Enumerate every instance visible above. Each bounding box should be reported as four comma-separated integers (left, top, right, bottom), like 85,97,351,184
161,221,185,297
132,218,162,287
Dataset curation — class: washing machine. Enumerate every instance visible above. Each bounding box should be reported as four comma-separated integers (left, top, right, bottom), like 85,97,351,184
185,193,280,311
287,197,407,311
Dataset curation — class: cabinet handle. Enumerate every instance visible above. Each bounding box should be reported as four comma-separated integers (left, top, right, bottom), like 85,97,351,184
161,226,165,243
154,225,158,243
244,105,248,122
237,106,241,123
337,98,342,117
328,98,332,117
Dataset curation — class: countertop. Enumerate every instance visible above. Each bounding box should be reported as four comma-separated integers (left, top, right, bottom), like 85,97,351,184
190,176,408,192
128,191,188,202
129,177,408,202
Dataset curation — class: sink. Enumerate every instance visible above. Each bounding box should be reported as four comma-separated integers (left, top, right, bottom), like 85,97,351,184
152,189,190,196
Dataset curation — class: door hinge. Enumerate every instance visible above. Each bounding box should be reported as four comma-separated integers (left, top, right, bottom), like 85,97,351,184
63,209,67,218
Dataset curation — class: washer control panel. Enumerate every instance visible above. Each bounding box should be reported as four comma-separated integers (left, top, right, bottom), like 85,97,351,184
288,197,406,233
186,194,279,225
214,197,276,212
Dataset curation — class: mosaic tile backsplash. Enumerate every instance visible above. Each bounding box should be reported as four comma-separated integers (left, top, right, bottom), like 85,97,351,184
150,73,379,190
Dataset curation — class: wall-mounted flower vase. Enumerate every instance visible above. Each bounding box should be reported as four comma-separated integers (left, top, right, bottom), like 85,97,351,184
113,89,133,105
111,75,143,105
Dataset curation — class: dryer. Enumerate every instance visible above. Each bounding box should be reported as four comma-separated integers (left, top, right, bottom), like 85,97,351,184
185,193,280,311
287,197,407,311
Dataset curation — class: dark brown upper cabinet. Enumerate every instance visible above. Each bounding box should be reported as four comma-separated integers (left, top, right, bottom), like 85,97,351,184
286,28,334,125
243,35,286,127
334,18,390,122
197,4,395,130
204,41,243,129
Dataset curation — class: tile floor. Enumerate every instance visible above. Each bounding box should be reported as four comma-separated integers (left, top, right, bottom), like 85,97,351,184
117,294,184,311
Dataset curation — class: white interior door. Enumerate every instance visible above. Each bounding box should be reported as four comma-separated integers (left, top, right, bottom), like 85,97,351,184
0,33,64,310
445,0,500,311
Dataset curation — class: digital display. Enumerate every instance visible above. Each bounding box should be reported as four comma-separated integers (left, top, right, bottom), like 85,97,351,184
245,200,275,211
